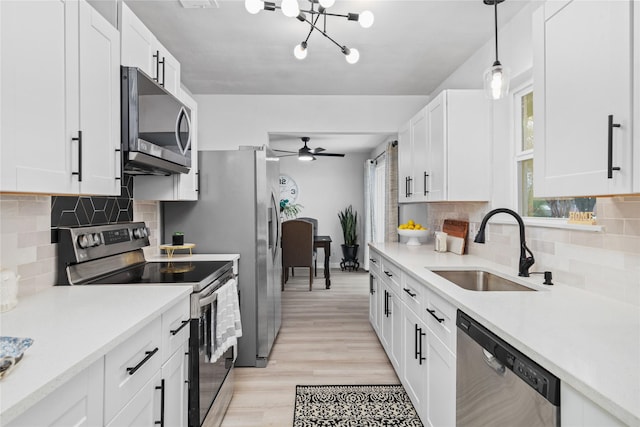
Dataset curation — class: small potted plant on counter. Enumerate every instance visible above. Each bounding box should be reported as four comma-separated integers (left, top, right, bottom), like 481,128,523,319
172,232,184,246
338,205,359,271
280,199,303,220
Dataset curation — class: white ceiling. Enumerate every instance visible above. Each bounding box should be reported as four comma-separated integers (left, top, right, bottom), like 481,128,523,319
124,0,531,154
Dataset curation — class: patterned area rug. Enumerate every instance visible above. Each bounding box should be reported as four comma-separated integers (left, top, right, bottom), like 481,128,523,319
293,384,423,426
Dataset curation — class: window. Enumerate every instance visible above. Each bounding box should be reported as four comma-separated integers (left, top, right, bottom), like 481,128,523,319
514,84,596,219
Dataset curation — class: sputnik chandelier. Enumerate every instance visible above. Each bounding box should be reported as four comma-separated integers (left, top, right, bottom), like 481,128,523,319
244,0,374,64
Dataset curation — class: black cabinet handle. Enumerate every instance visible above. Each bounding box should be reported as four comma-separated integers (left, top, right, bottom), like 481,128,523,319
369,258,377,264
72,131,82,182
414,323,419,360
407,176,413,196
114,148,121,181
154,379,165,426
423,172,429,195
418,326,426,365
369,275,375,295
159,56,166,87
126,347,158,375
404,177,408,198
607,114,621,179
170,320,189,336
384,271,393,277
403,288,417,298
427,308,445,323
384,290,390,317
196,170,200,192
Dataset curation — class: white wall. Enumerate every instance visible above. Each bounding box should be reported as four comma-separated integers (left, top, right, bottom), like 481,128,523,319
194,95,428,150
279,153,368,268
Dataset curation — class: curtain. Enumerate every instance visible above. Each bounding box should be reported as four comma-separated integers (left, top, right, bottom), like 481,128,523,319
384,141,399,242
363,159,376,270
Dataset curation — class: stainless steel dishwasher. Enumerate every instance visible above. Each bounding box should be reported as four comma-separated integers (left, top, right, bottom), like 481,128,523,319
456,310,560,426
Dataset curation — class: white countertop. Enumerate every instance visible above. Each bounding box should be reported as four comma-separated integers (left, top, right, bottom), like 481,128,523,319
370,242,640,426
0,285,191,425
147,253,240,263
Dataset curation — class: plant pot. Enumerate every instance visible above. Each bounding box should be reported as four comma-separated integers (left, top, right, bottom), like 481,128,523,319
172,235,184,246
341,244,359,261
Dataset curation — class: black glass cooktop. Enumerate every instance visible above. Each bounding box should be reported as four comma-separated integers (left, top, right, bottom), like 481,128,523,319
90,260,232,287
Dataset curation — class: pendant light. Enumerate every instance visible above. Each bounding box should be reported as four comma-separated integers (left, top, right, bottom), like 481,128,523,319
483,0,510,100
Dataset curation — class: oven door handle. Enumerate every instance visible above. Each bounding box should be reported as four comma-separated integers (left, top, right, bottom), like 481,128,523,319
199,291,218,308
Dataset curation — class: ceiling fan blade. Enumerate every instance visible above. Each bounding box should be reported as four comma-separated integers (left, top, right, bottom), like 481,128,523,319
273,149,297,154
314,152,345,157
275,153,298,157
309,147,326,154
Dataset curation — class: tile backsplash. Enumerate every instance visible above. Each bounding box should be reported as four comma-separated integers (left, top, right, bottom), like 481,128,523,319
0,192,160,298
422,197,640,306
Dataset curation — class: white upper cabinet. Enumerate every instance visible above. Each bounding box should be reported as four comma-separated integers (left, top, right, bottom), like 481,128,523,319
533,0,636,197
398,90,490,203
1,0,120,195
120,2,181,97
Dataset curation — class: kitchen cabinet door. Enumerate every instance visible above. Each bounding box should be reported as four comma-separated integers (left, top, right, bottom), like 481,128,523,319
1,0,78,194
561,382,626,427
369,273,380,334
78,0,121,195
154,41,181,97
402,308,427,422
6,358,104,427
398,121,412,202
425,93,446,201
106,371,162,427
533,0,634,197
120,2,155,77
425,331,455,427
411,108,429,202
162,341,189,427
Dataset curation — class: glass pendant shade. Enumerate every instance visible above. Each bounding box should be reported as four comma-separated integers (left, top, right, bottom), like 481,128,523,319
281,0,299,17
483,61,510,100
345,48,360,64
293,43,307,60
359,10,374,28
245,0,262,14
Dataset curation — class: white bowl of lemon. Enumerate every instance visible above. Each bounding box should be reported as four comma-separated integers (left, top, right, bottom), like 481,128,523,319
398,220,428,246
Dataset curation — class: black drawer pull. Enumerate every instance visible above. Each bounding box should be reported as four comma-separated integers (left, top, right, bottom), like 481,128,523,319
126,347,159,375
403,288,417,298
369,258,377,263
427,308,445,323
384,271,393,277
607,114,621,179
170,320,190,336
154,379,165,426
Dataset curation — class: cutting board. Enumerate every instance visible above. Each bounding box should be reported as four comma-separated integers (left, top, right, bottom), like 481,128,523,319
443,219,469,254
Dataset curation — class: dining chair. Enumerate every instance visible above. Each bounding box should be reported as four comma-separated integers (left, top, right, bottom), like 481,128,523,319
297,217,318,276
281,219,316,291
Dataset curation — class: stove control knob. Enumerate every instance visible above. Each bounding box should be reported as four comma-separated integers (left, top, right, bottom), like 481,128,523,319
77,234,89,249
133,228,142,239
92,233,102,246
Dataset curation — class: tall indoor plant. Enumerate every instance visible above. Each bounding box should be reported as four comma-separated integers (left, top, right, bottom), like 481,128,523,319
338,205,359,269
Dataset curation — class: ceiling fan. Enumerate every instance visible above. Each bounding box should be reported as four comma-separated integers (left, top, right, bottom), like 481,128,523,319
274,137,345,161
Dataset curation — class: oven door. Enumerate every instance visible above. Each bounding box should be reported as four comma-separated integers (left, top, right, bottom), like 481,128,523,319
190,285,234,427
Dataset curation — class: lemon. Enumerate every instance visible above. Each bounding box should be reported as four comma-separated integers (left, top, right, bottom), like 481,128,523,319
408,219,415,226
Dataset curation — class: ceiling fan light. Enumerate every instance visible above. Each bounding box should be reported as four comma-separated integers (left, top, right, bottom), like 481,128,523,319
293,42,308,60
318,0,335,8
299,153,315,161
359,10,374,28
245,0,262,14
483,61,510,100
281,0,299,17
344,47,360,64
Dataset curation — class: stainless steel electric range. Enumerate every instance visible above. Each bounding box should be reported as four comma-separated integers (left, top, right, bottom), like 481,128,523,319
55,222,235,427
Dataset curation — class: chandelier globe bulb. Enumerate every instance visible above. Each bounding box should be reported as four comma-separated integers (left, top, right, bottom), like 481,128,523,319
345,47,360,64
318,0,335,8
293,43,308,60
359,10,374,28
281,0,300,17
244,0,262,14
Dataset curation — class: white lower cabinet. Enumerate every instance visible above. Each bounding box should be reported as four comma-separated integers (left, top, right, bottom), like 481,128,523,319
161,341,189,427
106,371,162,427
6,358,104,427
425,330,456,427
402,308,427,421
380,282,402,370
561,383,626,427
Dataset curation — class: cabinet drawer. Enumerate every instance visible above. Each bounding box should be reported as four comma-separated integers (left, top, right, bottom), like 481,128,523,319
380,259,402,291
161,297,190,362
105,316,162,423
401,274,425,315
424,290,457,354
369,251,382,274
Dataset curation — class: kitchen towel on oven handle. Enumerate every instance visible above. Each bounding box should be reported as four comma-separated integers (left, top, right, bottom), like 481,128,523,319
210,278,242,363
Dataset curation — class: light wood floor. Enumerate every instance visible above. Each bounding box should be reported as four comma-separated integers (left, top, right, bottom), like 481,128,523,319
217,268,399,427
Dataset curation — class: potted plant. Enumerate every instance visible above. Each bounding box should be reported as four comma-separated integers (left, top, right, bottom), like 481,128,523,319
280,199,303,220
172,232,184,246
338,205,359,270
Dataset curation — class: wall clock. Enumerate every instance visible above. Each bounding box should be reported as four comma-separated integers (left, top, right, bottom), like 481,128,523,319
279,174,298,203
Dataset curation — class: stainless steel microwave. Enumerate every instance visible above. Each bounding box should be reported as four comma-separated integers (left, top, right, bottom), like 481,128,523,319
121,66,191,175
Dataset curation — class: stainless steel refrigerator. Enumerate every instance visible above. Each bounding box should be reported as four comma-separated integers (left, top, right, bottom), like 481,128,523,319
162,147,282,367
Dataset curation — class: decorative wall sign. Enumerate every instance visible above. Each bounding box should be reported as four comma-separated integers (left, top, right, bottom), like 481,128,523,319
567,211,596,225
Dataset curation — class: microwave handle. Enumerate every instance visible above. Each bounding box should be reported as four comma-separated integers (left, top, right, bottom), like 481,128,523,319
175,107,192,156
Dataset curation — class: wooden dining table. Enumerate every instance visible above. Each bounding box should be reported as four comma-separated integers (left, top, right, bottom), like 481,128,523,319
313,235,332,289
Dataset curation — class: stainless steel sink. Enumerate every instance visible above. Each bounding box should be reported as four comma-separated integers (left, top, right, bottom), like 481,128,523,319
432,269,536,292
